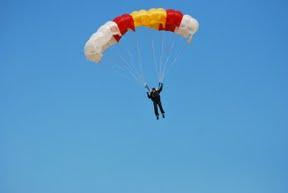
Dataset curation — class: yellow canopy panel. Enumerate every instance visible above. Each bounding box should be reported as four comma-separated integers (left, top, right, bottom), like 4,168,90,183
130,8,167,29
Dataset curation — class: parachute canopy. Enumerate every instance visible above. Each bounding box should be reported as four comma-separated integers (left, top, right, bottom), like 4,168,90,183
84,8,199,63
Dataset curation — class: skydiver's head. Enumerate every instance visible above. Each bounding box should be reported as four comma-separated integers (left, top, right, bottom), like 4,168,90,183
152,88,156,92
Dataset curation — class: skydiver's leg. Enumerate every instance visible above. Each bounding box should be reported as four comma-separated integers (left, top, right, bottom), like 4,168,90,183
158,101,165,118
153,102,159,119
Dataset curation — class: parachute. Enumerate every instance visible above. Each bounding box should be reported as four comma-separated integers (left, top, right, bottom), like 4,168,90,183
84,8,199,63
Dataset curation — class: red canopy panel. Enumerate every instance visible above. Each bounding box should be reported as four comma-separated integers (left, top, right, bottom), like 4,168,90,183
113,14,135,41
159,9,183,32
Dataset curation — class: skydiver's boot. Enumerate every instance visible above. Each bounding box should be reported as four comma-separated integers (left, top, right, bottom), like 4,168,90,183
162,113,165,118
156,115,159,120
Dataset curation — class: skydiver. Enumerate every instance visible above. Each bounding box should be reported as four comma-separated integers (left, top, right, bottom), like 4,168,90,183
145,82,165,120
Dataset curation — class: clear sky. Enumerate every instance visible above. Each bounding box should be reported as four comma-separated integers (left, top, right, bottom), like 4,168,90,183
1,0,288,193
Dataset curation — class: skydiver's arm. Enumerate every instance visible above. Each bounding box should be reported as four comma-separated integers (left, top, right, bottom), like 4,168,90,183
147,92,151,99
158,82,163,92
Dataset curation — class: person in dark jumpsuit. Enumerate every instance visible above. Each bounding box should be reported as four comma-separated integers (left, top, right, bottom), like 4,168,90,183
146,82,165,120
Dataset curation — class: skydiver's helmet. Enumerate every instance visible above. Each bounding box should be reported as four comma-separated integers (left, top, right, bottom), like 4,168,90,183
152,88,156,92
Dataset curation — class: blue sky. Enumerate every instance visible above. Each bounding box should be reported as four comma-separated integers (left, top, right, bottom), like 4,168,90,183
1,0,288,193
